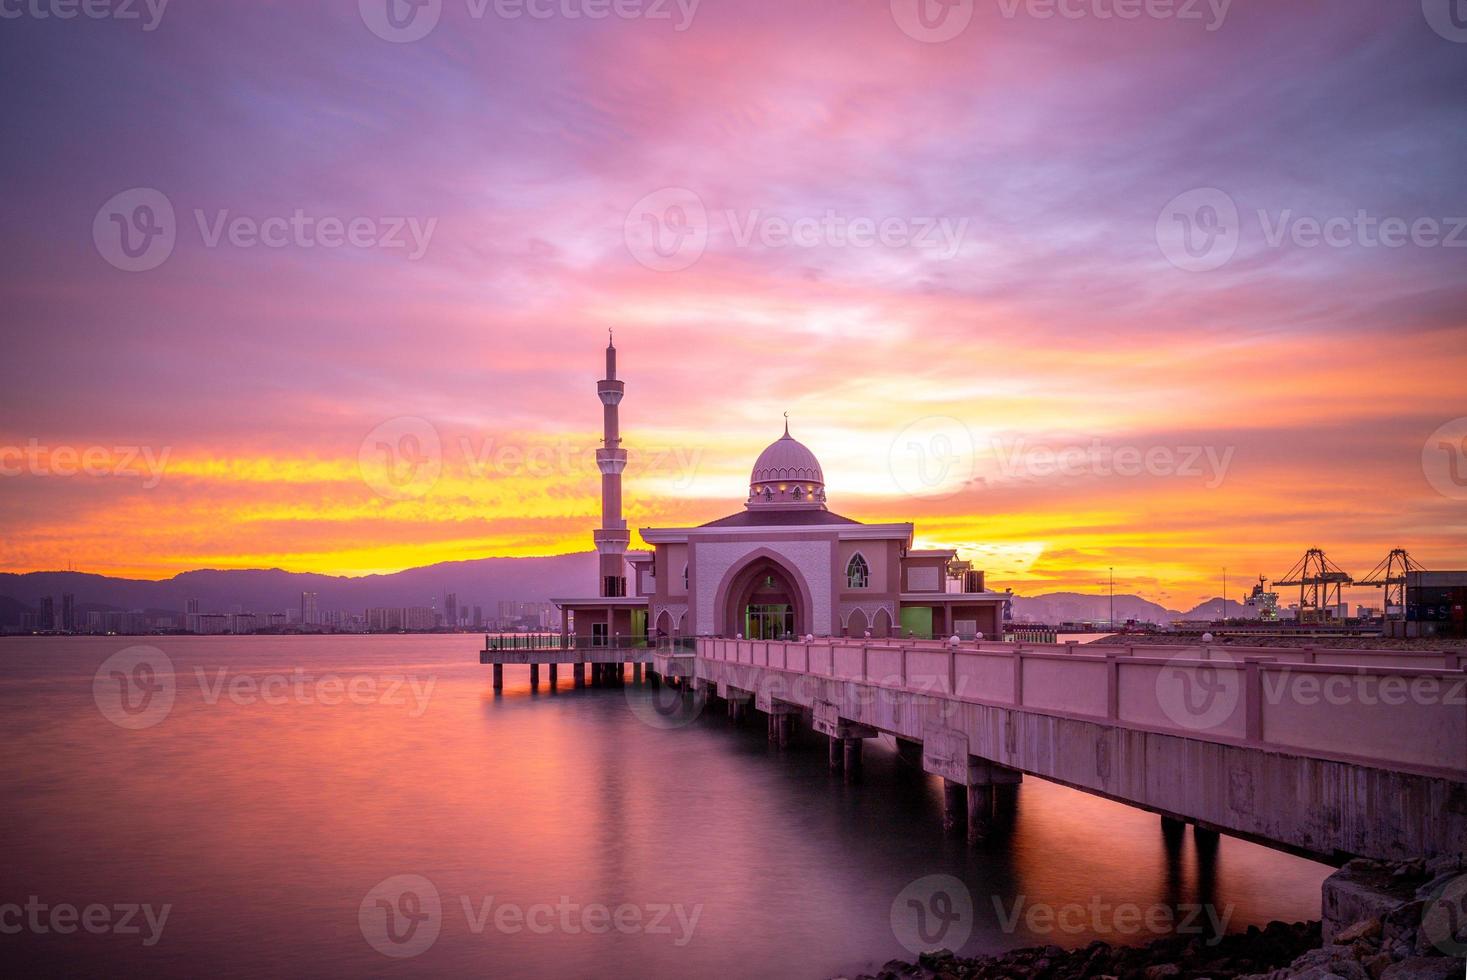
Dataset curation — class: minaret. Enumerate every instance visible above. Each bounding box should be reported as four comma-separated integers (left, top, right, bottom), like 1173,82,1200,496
594,332,629,597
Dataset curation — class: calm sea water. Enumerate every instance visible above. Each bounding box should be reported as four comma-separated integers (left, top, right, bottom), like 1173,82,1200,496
1,635,1330,978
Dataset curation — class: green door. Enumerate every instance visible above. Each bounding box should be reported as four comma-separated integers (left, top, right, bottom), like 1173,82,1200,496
899,606,932,639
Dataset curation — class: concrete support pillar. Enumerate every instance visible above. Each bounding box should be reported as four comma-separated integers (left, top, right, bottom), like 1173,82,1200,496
967,784,994,844
776,713,792,748
493,663,503,691
632,663,642,683
829,736,844,771
549,664,558,688
943,779,966,833
573,663,585,688
529,664,539,689
1161,815,1186,844
767,713,778,743
648,669,660,689
843,737,862,777
994,782,1019,831
1194,825,1221,854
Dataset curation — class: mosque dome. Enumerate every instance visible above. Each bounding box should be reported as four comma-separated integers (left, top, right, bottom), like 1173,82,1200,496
748,425,826,508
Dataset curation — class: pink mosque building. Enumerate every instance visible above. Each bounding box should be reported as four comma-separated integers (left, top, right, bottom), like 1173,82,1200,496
554,337,1007,644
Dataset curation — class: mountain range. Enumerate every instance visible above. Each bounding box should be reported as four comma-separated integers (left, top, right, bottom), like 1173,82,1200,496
0,556,1271,626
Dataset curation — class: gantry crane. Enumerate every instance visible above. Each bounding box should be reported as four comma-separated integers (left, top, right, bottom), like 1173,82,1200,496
1356,549,1425,624
1275,548,1353,623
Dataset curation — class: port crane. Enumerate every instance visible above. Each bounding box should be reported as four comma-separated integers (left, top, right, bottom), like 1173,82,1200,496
1356,549,1424,624
1275,548,1353,623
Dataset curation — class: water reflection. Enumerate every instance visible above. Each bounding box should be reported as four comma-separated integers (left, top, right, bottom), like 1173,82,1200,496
1,636,1329,978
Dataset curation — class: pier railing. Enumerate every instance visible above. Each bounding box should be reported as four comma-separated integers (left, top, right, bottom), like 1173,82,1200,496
483,633,695,653
693,637,1467,778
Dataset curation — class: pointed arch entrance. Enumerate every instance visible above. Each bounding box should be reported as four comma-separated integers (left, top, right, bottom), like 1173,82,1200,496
714,549,815,639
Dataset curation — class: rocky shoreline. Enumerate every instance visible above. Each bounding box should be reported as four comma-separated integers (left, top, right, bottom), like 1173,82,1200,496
845,858,1465,980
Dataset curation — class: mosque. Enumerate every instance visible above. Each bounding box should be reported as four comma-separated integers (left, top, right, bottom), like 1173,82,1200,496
552,337,1007,644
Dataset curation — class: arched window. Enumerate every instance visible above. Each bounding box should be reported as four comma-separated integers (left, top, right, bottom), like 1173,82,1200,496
682,564,689,590
846,553,870,589
792,485,804,501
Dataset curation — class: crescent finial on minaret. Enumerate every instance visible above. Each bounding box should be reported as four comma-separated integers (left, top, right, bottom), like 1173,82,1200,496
783,411,790,437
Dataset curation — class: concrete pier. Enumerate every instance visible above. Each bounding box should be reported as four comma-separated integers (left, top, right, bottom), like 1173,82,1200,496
968,784,994,843
529,664,539,689
942,779,966,833
573,663,585,688
549,664,558,688
663,636,1467,862
829,736,843,772
493,663,503,690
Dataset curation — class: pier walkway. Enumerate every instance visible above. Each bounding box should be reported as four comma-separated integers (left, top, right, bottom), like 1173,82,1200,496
651,637,1467,863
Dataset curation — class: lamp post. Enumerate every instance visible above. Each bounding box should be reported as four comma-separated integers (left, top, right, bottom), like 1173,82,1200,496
1109,566,1114,628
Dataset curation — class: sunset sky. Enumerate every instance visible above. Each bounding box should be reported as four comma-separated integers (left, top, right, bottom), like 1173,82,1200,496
2,0,1464,608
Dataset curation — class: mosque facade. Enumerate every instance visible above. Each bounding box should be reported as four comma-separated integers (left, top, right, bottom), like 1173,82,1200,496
552,338,1007,643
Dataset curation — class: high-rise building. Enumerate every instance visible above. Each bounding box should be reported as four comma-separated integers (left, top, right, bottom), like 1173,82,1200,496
300,591,319,626
39,596,55,631
403,606,435,630
472,605,483,628
445,592,457,630
185,598,201,633
61,593,75,632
